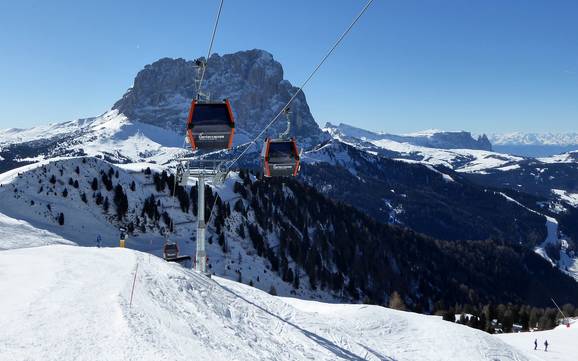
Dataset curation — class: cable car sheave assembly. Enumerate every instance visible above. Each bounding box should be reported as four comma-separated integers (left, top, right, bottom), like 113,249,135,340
163,0,374,275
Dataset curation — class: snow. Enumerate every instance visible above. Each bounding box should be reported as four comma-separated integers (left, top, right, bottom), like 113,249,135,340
454,313,479,322
0,117,97,145
0,110,189,166
497,320,578,361
497,164,522,171
497,192,578,281
0,156,338,301
402,128,445,137
488,132,578,146
534,216,560,267
325,126,523,174
0,245,533,361
551,189,578,207
423,164,455,182
0,212,75,250
538,153,578,164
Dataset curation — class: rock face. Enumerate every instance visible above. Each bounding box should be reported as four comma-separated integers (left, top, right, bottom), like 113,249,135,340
113,49,325,146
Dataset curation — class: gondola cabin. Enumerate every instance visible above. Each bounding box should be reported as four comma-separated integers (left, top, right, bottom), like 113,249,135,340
163,242,191,264
163,243,179,260
262,138,300,177
186,99,235,151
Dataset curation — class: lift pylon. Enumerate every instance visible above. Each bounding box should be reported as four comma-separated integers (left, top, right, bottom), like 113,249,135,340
175,158,228,276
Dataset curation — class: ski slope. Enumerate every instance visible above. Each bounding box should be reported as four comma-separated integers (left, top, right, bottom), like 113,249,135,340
0,245,533,361
498,321,577,361
0,212,75,250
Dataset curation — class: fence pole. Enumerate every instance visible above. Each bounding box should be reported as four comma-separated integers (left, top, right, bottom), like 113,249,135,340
129,263,139,308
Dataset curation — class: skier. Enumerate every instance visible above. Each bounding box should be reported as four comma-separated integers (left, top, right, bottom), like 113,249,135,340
534,339,537,350
96,234,102,248
544,340,549,352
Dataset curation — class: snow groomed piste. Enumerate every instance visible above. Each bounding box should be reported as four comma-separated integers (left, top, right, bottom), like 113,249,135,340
0,245,544,361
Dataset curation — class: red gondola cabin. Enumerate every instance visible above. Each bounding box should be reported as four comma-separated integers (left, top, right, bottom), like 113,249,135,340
186,99,235,151
262,138,300,177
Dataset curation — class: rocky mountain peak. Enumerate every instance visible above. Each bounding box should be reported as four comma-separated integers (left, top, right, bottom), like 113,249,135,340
113,49,325,145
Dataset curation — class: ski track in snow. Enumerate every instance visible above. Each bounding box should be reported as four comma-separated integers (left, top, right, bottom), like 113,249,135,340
497,192,578,281
0,245,534,361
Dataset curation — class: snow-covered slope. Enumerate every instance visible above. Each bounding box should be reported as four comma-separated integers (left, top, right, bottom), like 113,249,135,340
0,245,534,361
498,320,578,361
496,191,578,282
323,123,523,174
0,212,75,250
0,110,182,165
0,110,256,167
0,157,341,301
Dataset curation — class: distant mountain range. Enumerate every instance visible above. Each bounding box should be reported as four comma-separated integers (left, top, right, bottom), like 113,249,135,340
326,123,492,151
488,132,578,146
486,132,578,157
323,124,578,157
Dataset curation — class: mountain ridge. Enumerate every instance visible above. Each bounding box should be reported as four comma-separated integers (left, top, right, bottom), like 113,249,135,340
326,122,492,151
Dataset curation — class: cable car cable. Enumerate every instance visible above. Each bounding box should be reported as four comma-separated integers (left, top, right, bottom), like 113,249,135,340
225,0,375,171
197,0,225,99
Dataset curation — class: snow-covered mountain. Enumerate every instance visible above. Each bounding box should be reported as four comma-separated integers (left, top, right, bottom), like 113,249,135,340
1,244,553,361
113,49,325,145
489,132,578,146
0,49,327,172
0,111,188,168
323,122,526,173
487,132,578,157
328,122,492,150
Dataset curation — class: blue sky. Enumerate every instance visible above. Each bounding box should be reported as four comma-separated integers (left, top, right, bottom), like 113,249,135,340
0,0,576,133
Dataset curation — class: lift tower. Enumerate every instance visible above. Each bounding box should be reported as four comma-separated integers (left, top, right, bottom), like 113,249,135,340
177,159,227,275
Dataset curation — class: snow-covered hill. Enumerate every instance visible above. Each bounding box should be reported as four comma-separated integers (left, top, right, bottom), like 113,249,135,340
0,109,256,168
498,320,578,361
0,157,339,301
0,244,538,361
0,211,74,250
